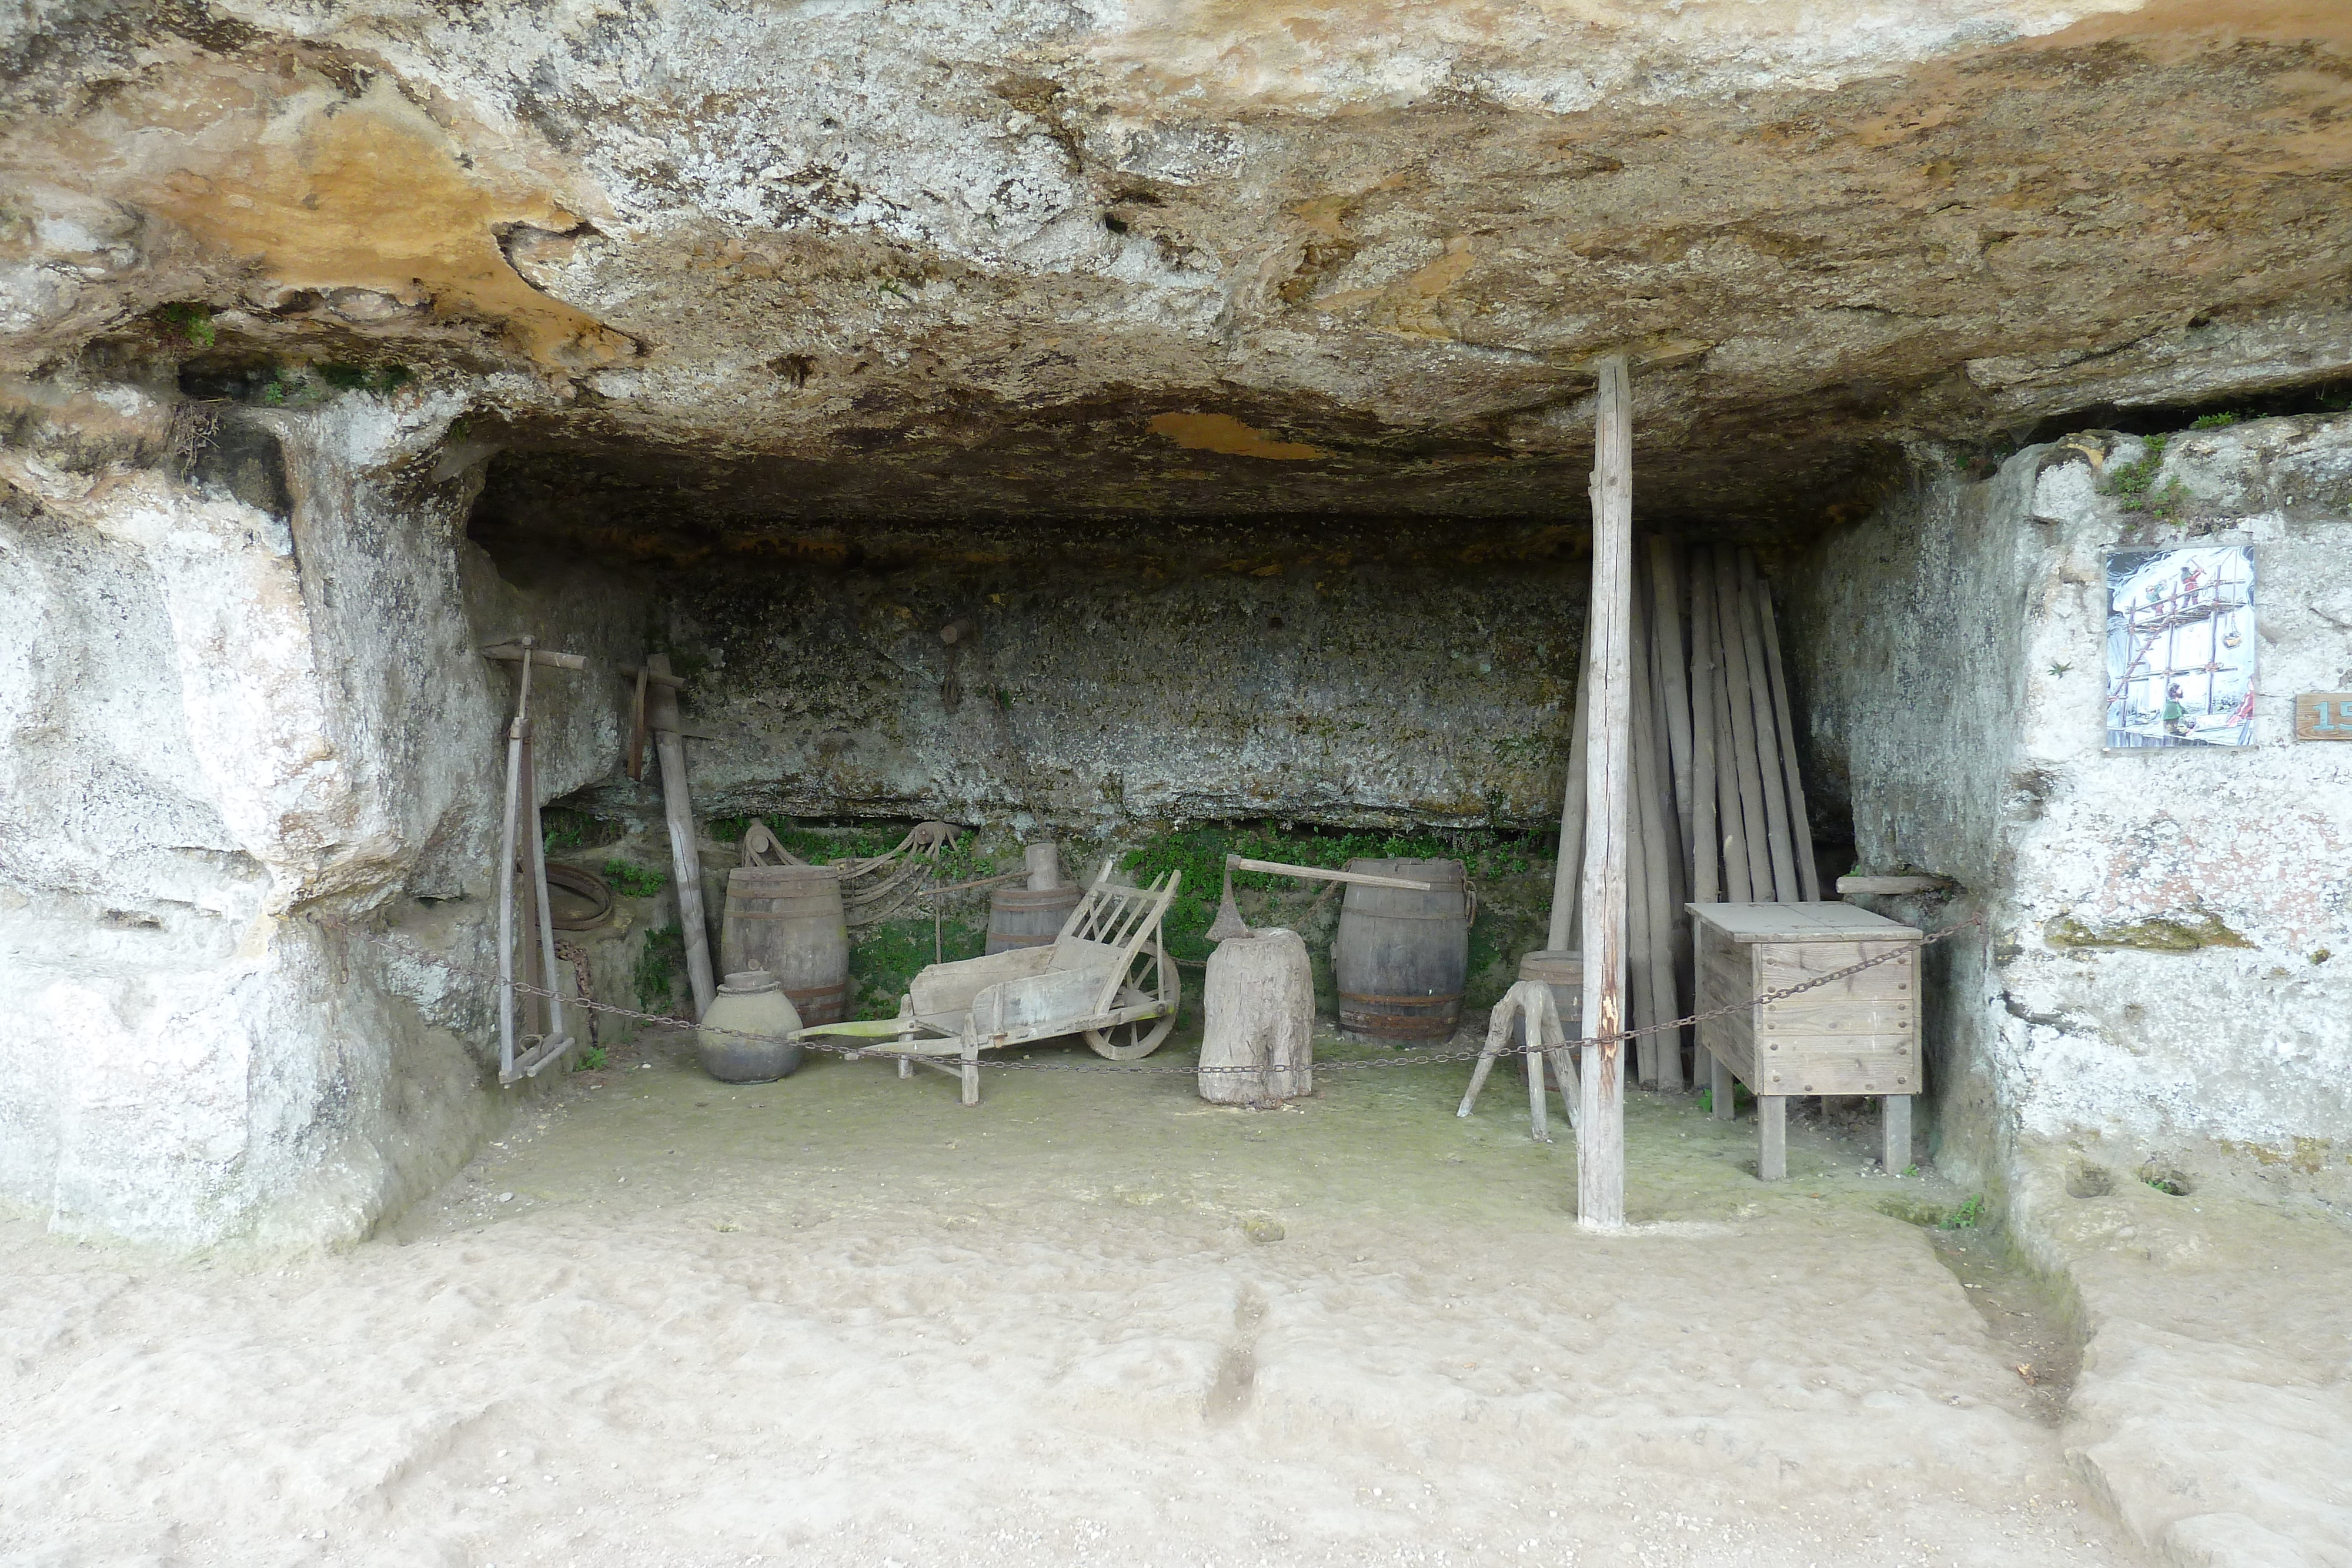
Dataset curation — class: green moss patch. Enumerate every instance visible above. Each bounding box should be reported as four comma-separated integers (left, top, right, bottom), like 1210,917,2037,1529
2043,910,2252,952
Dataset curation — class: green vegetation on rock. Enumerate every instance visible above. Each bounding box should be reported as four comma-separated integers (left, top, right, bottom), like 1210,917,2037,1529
2043,909,2251,952
634,923,685,1014
601,860,666,898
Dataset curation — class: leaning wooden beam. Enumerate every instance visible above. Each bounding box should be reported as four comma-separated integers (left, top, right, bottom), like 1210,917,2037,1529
1753,569,1823,901
1712,551,1775,900
1630,611,1680,1089
1624,562,1656,1081
1644,547,1692,1079
647,652,717,1018
1735,551,1801,901
1687,548,1723,907
1547,603,1595,954
1648,536,1696,891
1578,354,1633,1232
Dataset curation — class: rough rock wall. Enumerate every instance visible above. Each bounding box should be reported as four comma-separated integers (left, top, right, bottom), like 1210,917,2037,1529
6,2,2350,529
1789,413,2352,1186
599,546,1587,831
0,377,644,1246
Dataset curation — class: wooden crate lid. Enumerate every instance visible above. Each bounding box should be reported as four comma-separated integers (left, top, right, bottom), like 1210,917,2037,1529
1685,901,1925,944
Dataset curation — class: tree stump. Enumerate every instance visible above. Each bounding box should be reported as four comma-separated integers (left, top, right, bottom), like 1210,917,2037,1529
1200,927,1314,1104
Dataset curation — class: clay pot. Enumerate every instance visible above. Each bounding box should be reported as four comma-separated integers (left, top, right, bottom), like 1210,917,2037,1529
697,969,804,1083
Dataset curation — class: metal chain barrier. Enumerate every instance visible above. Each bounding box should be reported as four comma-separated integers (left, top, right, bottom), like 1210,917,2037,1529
306,908,1983,1077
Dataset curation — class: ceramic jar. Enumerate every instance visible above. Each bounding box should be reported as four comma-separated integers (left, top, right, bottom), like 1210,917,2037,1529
697,969,804,1083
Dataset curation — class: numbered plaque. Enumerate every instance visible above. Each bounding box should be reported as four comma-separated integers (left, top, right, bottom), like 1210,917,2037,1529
2295,694,2352,740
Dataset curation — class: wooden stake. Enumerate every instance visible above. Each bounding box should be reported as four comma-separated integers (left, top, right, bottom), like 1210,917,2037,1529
1643,548,1690,1082
1577,355,1632,1232
1702,550,1754,902
1548,603,1595,953
1649,537,1696,889
1755,571,1822,901
648,652,717,1019
1631,620,1680,1090
1713,551,1775,900
1735,551,1801,902
1688,549,1722,907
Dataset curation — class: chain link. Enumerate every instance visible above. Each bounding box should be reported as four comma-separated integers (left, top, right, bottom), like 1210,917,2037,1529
306,910,1981,1076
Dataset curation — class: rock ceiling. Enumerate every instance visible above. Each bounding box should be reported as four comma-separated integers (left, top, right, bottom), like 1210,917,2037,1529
4,0,2350,541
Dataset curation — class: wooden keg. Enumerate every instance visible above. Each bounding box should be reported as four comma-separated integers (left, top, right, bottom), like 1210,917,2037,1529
1334,857,1471,1043
985,884,1083,954
719,865,848,1025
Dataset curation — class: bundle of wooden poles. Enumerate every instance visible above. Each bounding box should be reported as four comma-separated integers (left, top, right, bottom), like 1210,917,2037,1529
1554,537,1818,1089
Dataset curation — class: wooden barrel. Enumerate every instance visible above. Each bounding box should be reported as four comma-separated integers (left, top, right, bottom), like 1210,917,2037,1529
1508,949,1584,1052
1335,858,1471,1043
719,866,848,1025
985,884,1082,954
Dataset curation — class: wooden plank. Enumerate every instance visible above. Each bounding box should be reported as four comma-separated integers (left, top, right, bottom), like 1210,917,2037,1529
1734,551,1801,901
1758,1095,1787,1181
1693,927,1756,1086
1577,353,1633,1232
1753,570,1822,900
1649,537,1696,891
1548,602,1595,952
1883,1095,1912,1173
1631,588,1681,1089
1753,1039,1920,1097
1687,543,1721,907
1712,551,1774,900
1762,947,1913,993
974,964,1114,1037
1690,901,1923,942
649,653,716,1019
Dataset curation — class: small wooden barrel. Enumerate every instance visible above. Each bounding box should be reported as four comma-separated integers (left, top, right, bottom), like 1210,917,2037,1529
1335,858,1471,1043
720,865,849,1025
985,884,1082,954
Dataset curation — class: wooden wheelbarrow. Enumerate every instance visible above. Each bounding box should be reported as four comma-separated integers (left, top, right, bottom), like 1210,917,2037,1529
796,862,1182,1104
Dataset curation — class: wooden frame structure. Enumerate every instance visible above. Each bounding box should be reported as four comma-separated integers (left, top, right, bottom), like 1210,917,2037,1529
801,862,1182,1104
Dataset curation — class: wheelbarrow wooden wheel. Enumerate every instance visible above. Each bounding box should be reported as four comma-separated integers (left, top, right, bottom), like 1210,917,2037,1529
1084,1009,1177,1061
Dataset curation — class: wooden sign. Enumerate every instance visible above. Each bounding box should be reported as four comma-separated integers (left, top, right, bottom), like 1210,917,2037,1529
2296,694,2352,740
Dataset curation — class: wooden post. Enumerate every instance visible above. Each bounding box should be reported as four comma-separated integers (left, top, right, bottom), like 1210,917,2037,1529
1547,604,1595,954
1629,583,1678,1089
1735,551,1801,902
1759,1094,1787,1181
1713,552,1775,900
1883,1094,1912,1174
1578,355,1633,1231
647,652,717,1019
1642,549,1689,1086
1755,573,1822,901
1688,550,1722,907
1649,537,1695,889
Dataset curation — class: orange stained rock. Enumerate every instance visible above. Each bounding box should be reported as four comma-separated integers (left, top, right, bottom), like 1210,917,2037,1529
31,68,629,370
1148,412,1331,460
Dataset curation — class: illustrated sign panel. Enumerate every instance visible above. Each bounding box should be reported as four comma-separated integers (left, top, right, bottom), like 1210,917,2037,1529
2104,544,2256,749
2296,693,2352,740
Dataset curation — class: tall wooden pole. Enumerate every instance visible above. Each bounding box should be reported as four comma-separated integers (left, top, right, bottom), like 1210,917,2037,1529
648,653,717,1018
1578,355,1633,1231
1547,605,1594,954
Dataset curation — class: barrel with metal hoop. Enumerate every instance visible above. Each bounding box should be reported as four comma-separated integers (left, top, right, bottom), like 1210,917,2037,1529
1334,857,1472,1043
719,864,849,1025
985,884,1083,954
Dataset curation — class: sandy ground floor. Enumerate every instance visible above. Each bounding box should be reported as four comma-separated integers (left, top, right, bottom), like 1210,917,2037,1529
6,1018,2337,1567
